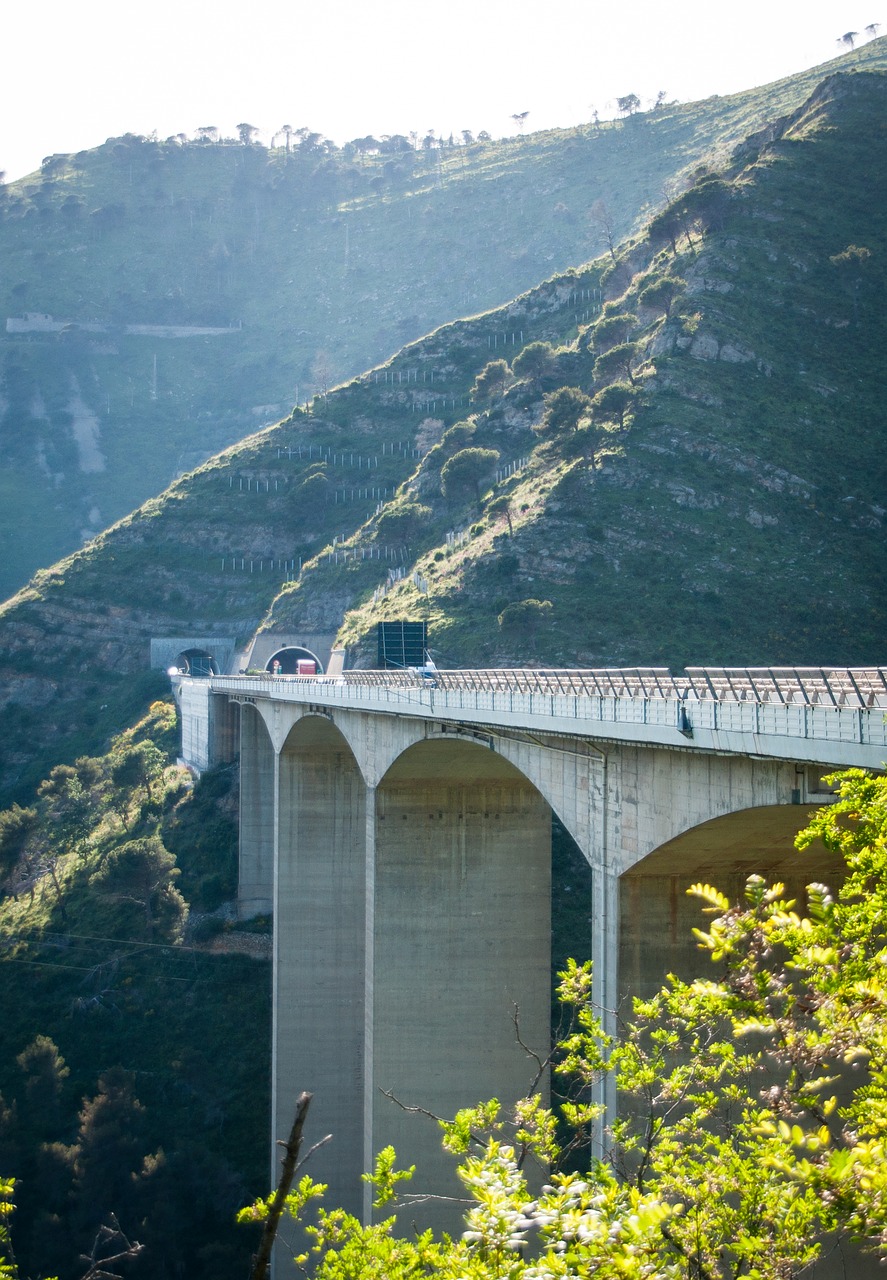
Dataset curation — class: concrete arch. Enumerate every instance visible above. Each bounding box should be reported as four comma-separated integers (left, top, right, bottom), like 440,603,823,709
609,747,804,877
618,804,839,1003
372,735,552,1229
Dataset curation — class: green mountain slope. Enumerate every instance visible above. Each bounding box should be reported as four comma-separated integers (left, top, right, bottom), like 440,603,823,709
0,69,883,810
322,69,887,670
1,39,886,598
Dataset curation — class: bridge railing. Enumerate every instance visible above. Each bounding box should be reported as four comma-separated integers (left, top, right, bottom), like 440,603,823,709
335,665,887,708
212,666,887,750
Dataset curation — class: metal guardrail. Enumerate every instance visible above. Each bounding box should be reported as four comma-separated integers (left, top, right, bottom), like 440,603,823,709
334,666,887,709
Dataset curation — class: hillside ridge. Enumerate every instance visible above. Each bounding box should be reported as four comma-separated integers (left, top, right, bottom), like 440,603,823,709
1,38,885,597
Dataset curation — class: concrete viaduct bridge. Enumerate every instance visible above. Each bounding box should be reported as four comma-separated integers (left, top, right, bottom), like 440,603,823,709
176,665,887,1232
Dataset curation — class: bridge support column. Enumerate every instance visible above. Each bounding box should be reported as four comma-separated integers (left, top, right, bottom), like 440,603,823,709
590,863,619,1132
238,704,275,919
371,748,551,1231
273,719,367,1225
361,787,377,1224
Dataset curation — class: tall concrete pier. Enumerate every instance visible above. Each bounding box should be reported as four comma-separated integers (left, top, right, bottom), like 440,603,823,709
176,665,887,1249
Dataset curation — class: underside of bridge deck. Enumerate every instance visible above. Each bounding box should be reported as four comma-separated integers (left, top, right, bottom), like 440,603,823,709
620,805,841,1001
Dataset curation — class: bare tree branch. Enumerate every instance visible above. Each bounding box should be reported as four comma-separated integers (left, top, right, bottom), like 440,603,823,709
77,1214,143,1280
379,1087,447,1126
250,1091,314,1280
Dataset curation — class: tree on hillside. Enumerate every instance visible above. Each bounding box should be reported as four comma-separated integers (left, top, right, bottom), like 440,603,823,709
470,359,510,402
90,834,185,942
616,93,641,117
638,274,685,316
830,243,872,325
110,741,167,830
236,123,260,146
249,771,887,1278
375,502,432,547
588,198,618,262
0,802,36,880
486,494,514,536
69,1067,157,1243
292,128,323,154
646,199,688,256
350,136,382,158
838,30,859,48
591,380,640,430
589,311,635,351
593,341,641,385
38,759,101,838
440,447,500,505
497,597,552,637
16,1036,69,1141
311,350,335,397
536,386,592,436
196,126,219,144
511,341,556,389
440,420,477,453
510,111,530,135
865,22,881,37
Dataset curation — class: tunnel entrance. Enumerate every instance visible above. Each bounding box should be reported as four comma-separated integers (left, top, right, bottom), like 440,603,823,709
266,645,324,675
175,648,219,677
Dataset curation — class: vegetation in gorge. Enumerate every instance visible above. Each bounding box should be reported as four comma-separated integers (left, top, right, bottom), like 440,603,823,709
0,703,268,1280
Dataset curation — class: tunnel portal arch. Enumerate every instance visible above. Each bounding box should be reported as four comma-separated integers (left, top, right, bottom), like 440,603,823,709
175,647,219,677
267,645,324,675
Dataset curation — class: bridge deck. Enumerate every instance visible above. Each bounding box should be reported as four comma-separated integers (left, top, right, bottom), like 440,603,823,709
209,666,887,770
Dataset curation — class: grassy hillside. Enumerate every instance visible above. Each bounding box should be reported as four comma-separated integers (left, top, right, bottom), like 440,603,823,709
1,38,886,598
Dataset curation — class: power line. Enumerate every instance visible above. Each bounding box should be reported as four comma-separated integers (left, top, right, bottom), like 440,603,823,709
0,925,267,955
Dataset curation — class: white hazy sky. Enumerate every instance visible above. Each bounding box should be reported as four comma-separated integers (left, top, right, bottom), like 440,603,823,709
2,1,883,181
